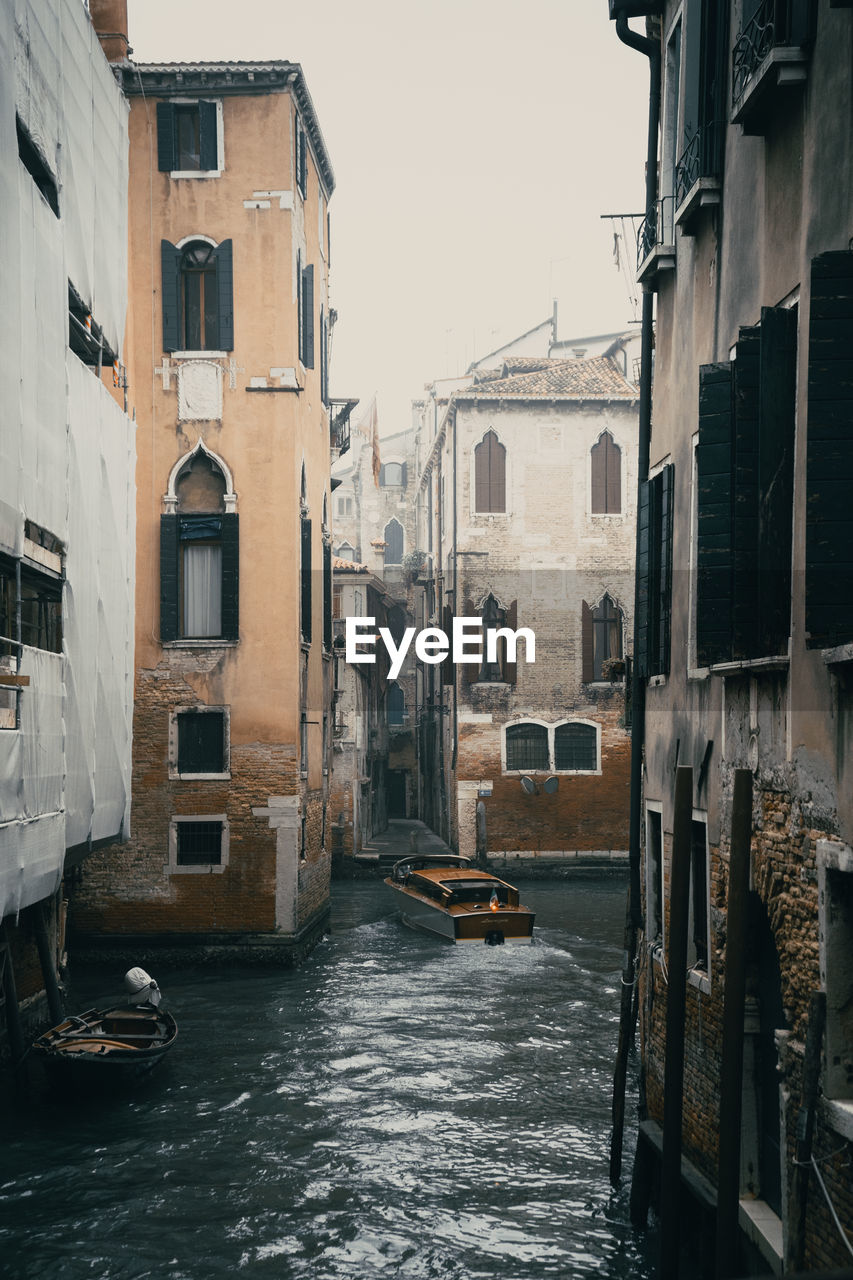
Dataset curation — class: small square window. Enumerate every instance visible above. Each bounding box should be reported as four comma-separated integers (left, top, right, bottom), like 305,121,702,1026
178,710,225,774
176,820,223,866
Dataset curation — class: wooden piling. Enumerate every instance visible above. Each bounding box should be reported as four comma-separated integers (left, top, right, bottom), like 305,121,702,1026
785,990,827,1274
660,765,693,1280
33,899,65,1026
714,768,753,1280
610,901,639,1185
1,922,27,1069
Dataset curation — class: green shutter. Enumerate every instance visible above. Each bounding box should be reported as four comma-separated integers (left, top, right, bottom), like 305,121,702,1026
301,517,312,643
697,362,734,666
659,464,674,675
757,305,797,656
504,599,518,685
160,240,181,352
156,102,176,172
302,263,314,369
582,600,594,683
199,101,218,171
214,239,234,351
733,327,760,659
160,515,179,642
323,540,332,651
806,250,853,648
220,514,239,641
636,478,651,678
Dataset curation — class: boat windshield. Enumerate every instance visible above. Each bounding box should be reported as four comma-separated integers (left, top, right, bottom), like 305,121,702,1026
440,879,510,906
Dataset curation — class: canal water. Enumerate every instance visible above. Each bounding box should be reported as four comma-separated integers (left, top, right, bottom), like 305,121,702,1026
0,878,653,1279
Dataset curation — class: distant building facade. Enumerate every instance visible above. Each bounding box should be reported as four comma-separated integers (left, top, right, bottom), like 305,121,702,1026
0,0,135,1052
71,48,339,962
614,0,853,1272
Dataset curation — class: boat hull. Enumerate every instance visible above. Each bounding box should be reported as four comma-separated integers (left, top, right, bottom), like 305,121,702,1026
388,881,534,944
32,1004,178,1089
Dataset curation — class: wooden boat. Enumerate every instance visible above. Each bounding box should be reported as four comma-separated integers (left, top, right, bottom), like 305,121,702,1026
32,973,177,1087
386,854,534,944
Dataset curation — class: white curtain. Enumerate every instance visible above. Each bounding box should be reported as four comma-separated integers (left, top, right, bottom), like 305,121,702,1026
183,544,222,637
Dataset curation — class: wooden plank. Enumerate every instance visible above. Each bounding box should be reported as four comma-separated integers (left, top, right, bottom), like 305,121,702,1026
0,674,29,687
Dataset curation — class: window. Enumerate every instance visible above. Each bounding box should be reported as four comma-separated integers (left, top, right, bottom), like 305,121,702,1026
300,715,308,776
297,254,314,368
68,283,118,372
156,100,220,173
582,594,624,681
637,464,674,677
647,807,663,941
336,542,355,562
590,431,621,514
160,451,238,644
474,430,506,513
807,252,853,649
387,683,405,726
17,114,58,216
554,722,598,772
506,722,549,772
295,114,307,198
170,815,228,872
160,238,234,352
384,519,404,566
336,496,353,518
176,709,226,776
1,554,63,657
697,307,796,664
689,818,710,974
380,462,406,487
301,515,312,643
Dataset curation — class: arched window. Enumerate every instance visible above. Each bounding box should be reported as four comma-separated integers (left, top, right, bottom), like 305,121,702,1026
387,683,405,726
590,431,621,514
160,447,238,642
474,430,506,513
582,593,624,681
505,722,548,771
384,518,404,565
336,542,355,561
554,722,598,772
479,592,506,682
160,237,234,352
380,461,406,487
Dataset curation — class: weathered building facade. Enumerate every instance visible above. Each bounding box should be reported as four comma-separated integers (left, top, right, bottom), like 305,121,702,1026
612,0,853,1272
70,46,338,962
0,0,135,1055
412,354,639,866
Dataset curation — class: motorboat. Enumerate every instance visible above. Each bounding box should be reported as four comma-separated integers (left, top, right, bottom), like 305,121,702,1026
31,968,177,1087
386,854,534,944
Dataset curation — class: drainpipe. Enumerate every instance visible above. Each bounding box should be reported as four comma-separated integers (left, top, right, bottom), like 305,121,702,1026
609,7,661,1188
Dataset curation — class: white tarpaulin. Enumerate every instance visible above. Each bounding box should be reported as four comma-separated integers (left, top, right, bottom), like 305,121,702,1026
0,0,134,922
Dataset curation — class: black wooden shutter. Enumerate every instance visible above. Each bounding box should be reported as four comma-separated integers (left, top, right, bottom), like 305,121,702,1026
461,598,476,686
323,540,332,652
302,263,314,368
160,515,179,641
214,239,234,351
503,600,518,685
160,240,181,352
156,102,176,172
658,463,674,675
301,517,312,643
199,101,218,171
401,462,408,488
491,433,506,512
378,464,386,486
606,435,622,514
296,251,303,363
806,250,853,648
636,478,651,677
581,600,594,682
697,362,734,667
441,603,455,684
733,326,760,659
591,438,606,513
758,305,797,656
220,514,239,641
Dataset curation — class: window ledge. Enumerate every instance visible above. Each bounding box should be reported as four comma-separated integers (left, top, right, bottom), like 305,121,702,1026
170,862,227,875
162,640,238,649
171,350,227,361
821,1097,853,1142
171,772,231,782
688,966,711,995
732,46,808,135
169,169,223,180
708,655,789,675
822,642,853,667
675,177,721,234
637,242,676,289
738,1199,783,1276
245,384,301,394
648,674,667,688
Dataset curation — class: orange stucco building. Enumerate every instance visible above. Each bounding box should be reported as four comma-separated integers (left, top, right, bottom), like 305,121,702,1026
70,55,338,962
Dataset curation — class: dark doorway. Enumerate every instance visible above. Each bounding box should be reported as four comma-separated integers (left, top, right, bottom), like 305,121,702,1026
746,892,786,1215
386,769,407,819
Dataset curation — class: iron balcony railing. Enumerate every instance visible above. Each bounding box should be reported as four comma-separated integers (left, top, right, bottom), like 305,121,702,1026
636,196,674,273
329,398,357,456
732,0,808,105
674,121,724,210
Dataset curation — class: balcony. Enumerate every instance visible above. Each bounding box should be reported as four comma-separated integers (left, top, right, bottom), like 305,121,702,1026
636,197,675,289
674,123,723,233
330,398,357,458
731,0,811,134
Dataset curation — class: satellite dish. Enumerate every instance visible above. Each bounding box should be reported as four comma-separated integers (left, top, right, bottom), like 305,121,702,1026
543,776,559,794
520,776,537,795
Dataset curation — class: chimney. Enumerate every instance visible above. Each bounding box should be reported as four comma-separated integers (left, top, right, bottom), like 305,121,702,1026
87,0,132,63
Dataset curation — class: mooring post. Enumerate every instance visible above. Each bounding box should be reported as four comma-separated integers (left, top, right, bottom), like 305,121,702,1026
785,990,827,1273
610,900,639,1185
714,768,753,1280
33,898,65,1026
1,922,27,1071
660,765,693,1280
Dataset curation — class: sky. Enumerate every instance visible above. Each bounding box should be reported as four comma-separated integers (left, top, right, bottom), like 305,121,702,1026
127,1,650,437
